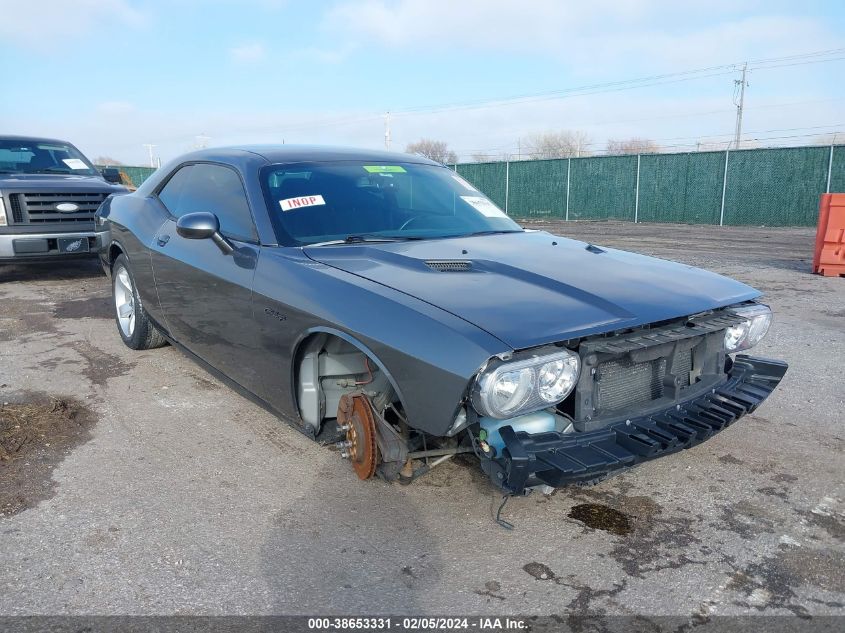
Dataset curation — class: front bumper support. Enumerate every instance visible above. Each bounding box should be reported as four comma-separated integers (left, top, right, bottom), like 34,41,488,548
483,355,787,494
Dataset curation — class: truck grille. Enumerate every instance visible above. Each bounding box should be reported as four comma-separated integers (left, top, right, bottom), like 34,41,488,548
9,195,24,223
8,192,108,224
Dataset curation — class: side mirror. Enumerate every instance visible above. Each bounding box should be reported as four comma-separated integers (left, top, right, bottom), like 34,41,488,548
176,212,234,255
101,167,122,184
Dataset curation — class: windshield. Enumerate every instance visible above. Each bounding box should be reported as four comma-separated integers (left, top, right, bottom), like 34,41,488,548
0,139,99,176
261,161,522,246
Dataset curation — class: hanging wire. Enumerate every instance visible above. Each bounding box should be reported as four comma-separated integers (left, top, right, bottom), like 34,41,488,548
495,494,514,530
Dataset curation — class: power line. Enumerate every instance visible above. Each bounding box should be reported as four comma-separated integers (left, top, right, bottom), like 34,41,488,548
390,48,845,118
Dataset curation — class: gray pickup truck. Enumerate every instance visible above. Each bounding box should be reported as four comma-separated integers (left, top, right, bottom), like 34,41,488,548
0,135,128,262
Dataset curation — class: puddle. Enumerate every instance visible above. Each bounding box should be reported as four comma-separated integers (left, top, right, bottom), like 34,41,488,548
0,392,97,518
523,562,557,581
568,503,633,536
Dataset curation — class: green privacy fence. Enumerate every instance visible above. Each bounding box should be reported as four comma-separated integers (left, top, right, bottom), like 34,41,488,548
454,144,845,226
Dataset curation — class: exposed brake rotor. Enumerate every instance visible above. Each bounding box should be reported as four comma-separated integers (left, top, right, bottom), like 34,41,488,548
337,393,379,479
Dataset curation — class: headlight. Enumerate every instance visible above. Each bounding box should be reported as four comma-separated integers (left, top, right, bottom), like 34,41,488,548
0,198,7,227
472,350,580,419
724,304,772,353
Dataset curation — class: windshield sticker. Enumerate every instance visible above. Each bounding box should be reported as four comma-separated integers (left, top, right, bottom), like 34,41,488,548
452,175,477,191
280,194,326,212
461,196,507,218
363,165,406,173
62,158,88,170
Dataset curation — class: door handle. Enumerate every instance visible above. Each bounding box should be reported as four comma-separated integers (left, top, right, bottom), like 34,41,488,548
157,235,171,247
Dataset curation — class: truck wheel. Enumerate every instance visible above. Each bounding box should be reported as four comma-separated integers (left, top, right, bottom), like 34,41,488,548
112,254,167,350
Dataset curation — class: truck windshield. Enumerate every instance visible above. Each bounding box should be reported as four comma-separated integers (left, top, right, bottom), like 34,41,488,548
0,139,98,176
261,161,522,246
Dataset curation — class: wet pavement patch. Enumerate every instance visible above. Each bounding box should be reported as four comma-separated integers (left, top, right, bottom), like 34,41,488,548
0,392,97,518
568,503,633,536
53,295,112,320
71,341,134,387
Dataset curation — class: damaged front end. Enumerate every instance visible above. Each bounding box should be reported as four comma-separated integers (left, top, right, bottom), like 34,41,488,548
472,307,788,495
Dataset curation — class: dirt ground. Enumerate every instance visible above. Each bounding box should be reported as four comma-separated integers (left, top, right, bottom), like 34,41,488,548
0,221,842,619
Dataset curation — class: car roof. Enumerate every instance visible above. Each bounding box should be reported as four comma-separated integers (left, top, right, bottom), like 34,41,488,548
184,144,444,166
0,134,77,146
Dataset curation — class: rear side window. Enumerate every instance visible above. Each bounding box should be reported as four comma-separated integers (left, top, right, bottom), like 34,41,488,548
157,163,258,242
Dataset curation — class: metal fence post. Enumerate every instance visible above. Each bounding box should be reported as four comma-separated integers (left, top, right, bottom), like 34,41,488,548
565,157,571,221
719,149,730,226
634,154,641,223
827,144,835,193
504,160,510,215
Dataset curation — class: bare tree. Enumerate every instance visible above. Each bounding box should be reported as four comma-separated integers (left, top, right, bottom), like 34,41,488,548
523,130,592,159
405,139,458,164
471,152,493,163
605,138,661,155
93,156,125,166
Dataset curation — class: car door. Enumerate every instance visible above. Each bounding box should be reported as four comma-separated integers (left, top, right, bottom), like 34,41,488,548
149,162,262,388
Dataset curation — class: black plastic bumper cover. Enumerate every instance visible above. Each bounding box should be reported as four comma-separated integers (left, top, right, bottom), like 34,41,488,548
486,355,787,494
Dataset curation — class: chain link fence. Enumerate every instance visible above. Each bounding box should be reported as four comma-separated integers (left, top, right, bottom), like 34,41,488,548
455,144,845,226
108,145,845,226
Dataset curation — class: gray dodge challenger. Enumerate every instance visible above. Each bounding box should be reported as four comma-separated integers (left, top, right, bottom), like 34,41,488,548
96,145,786,495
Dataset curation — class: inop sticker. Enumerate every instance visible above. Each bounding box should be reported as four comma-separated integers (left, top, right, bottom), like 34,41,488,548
62,158,88,170
280,194,326,212
461,196,507,218
363,165,406,173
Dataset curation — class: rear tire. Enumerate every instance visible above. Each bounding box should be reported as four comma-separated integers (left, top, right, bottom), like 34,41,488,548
112,254,167,350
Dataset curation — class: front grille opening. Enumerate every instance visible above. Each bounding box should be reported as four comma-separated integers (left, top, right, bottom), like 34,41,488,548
425,260,472,272
594,348,694,415
673,348,693,387
595,357,667,413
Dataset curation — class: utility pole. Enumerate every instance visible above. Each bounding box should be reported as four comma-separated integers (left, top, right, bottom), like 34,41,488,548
384,112,391,150
733,62,748,150
142,144,157,168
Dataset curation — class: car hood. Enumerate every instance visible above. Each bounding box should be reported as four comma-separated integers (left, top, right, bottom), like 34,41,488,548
304,231,760,350
0,173,124,193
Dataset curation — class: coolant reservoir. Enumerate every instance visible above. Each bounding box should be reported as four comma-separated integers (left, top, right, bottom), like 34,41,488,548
479,410,556,455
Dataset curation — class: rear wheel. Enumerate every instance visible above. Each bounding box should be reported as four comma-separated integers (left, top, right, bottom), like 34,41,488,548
112,254,167,350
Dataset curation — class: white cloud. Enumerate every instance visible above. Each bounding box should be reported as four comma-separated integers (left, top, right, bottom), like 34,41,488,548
229,42,268,63
323,0,841,72
0,0,146,46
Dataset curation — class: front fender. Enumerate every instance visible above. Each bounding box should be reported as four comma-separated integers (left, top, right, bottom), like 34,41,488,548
251,248,509,435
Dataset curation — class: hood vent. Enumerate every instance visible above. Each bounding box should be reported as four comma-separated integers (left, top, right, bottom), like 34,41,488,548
425,260,473,272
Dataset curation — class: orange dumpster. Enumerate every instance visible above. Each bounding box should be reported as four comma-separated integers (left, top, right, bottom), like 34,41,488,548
813,194,845,277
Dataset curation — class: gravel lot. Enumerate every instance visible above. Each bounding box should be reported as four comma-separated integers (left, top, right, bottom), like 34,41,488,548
0,221,842,618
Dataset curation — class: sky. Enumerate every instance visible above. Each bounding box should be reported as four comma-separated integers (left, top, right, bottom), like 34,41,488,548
1,0,844,165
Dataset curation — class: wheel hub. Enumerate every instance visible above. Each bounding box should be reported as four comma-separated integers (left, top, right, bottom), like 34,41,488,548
337,393,379,479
